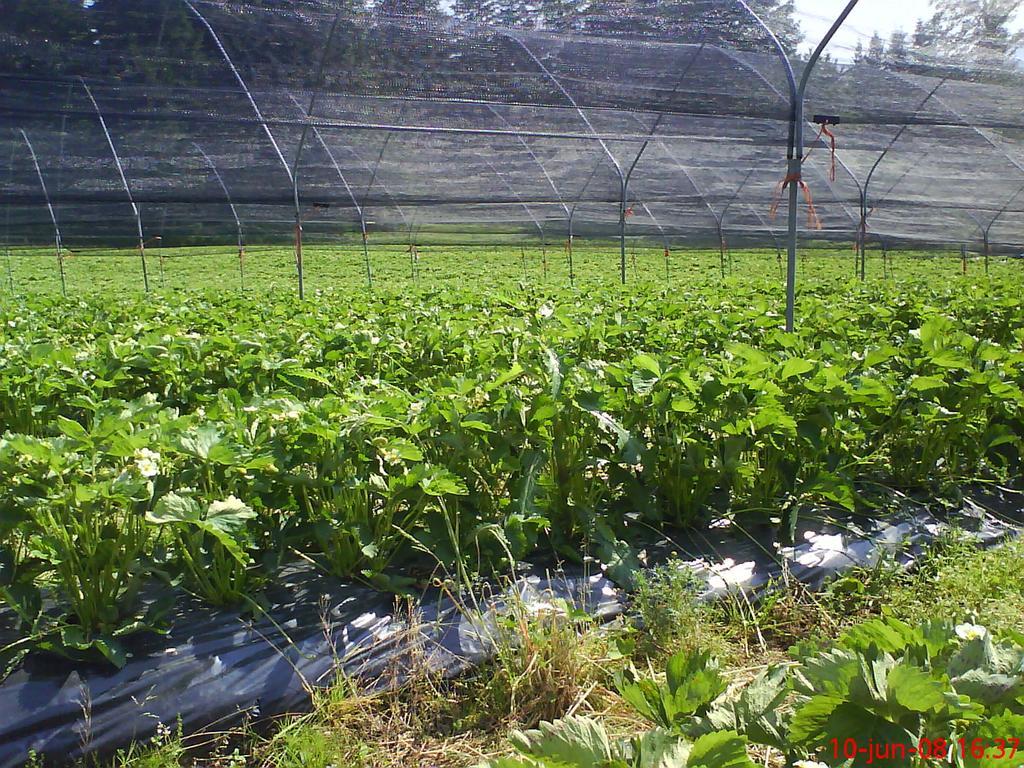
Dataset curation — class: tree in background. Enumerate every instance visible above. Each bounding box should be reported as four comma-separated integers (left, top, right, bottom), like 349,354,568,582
452,0,494,23
374,0,441,16
576,0,803,52
866,31,886,64
887,29,910,65
539,0,587,29
759,0,803,54
452,1,541,26
927,0,1023,68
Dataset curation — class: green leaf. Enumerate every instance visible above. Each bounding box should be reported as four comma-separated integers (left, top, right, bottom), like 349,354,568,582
698,666,790,750
838,616,918,655
204,496,256,540
176,424,223,459
146,493,203,525
508,716,616,766
616,672,666,726
909,375,946,393
929,349,970,369
631,728,693,768
685,730,754,768
544,348,563,400
963,711,1024,767
671,397,697,413
885,663,949,714
147,494,254,564
92,636,127,668
418,468,469,497
780,357,815,380
788,694,845,745
820,703,915,768
633,354,663,378
952,669,1023,707
493,363,526,388
666,650,727,711
55,416,90,442
382,438,424,462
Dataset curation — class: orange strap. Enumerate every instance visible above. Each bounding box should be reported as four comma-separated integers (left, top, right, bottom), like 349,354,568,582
803,124,837,183
770,171,822,230
822,125,836,183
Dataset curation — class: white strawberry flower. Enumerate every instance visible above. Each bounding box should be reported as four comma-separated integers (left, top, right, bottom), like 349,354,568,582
955,623,988,642
271,407,302,422
134,448,161,478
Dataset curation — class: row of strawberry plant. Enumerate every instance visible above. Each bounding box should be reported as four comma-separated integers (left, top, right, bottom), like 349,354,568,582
1,273,1022,668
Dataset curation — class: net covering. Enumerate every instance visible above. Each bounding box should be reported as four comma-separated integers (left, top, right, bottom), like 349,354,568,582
1,0,1022,253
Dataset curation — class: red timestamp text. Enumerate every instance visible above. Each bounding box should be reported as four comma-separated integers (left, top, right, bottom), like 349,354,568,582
829,736,1021,764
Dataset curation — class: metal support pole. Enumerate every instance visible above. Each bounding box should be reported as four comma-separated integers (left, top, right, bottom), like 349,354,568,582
859,236,865,281
541,225,548,281
157,210,166,283
717,219,727,279
184,0,292,293
858,189,867,280
781,0,860,331
19,129,66,297
289,13,344,300
619,179,628,284
362,228,372,289
288,94,374,291
79,79,148,292
504,32,627,284
294,218,304,299
961,243,968,274
856,78,946,283
3,144,13,293
567,230,575,287
193,142,245,292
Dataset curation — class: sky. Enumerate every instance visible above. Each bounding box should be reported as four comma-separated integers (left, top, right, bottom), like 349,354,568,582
795,0,1024,58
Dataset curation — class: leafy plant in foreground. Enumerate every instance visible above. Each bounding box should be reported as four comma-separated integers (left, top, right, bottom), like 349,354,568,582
475,715,755,768
618,617,1024,767
0,408,168,668
146,493,256,606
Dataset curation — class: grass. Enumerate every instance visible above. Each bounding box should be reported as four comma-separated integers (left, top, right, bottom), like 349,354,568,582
1,242,1006,298
88,531,1022,768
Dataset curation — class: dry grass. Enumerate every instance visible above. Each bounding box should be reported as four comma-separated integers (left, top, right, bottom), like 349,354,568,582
101,535,1024,768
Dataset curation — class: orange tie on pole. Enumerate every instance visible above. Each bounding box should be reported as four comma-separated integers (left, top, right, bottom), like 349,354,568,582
770,171,822,230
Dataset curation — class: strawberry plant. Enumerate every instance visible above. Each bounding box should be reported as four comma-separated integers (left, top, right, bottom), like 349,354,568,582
1,257,1022,670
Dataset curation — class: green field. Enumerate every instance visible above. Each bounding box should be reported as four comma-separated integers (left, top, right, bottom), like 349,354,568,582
2,246,1023,767
0,241,998,296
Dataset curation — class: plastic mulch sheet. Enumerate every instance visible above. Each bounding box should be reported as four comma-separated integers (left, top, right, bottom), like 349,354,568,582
0,486,1019,767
